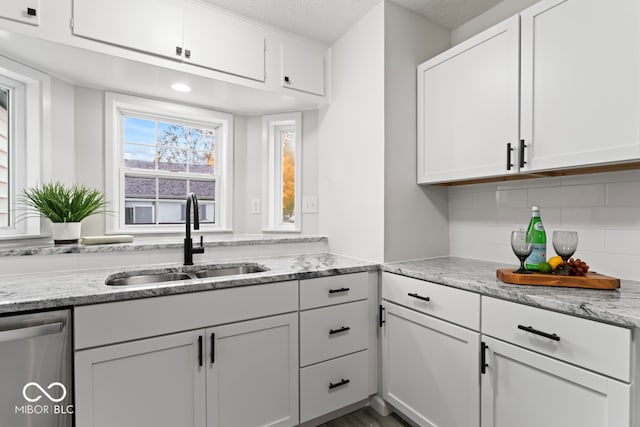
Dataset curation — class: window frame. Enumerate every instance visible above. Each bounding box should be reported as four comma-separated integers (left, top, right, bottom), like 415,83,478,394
0,57,47,240
262,112,302,232
105,92,233,234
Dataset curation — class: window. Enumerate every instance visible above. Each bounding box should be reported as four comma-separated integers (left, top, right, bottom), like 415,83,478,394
0,57,46,239
263,113,301,232
106,93,233,233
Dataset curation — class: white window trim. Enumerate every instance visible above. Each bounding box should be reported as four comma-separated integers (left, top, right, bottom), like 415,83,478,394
0,56,48,240
262,112,301,232
105,92,233,234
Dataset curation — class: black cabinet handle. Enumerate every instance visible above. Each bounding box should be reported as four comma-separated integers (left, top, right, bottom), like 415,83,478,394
329,326,350,335
198,335,203,367
27,8,37,16
480,341,488,374
379,305,385,328
185,49,191,59
519,139,527,168
329,378,350,390
328,287,350,294
506,142,514,170
210,333,215,364
284,76,290,83
518,324,560,342
408,292,430,302
176,46,183,56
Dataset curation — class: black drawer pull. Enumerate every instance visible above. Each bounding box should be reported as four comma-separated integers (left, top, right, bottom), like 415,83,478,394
329,326,350,335
408,292,430,302
519,139,527,168
185,49,191,59
198,335,203,367
176,46,183,56
506,142,514,170
518,324,560,342
27,8,37,16
328,287,350,294
329,378,350,390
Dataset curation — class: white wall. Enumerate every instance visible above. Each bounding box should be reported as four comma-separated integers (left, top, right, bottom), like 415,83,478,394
449,170,640,281
383,2,450,262
451,0,541,44
319,2,386,262
48,77,76,184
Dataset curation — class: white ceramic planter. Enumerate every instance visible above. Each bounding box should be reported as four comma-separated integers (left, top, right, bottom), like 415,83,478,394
52,222,81,244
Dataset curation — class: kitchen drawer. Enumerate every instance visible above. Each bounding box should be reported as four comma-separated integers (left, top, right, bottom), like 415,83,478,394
300,272,369,310
482,296,631,382
382,272,480,330
300,350,369,423
300,300,368,367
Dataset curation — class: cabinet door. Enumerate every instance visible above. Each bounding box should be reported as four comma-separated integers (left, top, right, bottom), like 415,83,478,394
183,3,265,82
382,302,480,427
520,0,640,171
206,313,298,427
75,329,206,427
281,42,325,96
72,0,183,60
0,0,39,25
481,336,630,427
417,16,519,184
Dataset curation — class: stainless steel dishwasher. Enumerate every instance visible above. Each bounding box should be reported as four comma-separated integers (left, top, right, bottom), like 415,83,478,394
0,309,73,427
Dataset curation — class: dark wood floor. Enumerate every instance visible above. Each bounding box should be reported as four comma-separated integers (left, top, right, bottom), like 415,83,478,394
317,407,411,427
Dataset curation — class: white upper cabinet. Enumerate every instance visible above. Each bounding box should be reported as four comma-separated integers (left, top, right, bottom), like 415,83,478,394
72,0,184,60
281,41,326,96
183,3,265,82
417,16,520,184
0,0,39,26
520,0,640,172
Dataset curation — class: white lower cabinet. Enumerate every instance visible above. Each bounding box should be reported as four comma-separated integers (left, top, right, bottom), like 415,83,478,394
205,313,298,427
381,301,480,427
75,329,206,427
75,312,299,427
481,336,630,427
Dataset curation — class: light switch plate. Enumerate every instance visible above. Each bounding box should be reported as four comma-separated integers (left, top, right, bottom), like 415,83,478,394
251,199,261,214
302,196,318,213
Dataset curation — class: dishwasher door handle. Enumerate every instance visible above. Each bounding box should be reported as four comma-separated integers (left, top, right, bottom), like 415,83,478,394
0,322,63,344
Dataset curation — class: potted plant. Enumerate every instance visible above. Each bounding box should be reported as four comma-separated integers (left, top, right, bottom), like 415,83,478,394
21,182,108,244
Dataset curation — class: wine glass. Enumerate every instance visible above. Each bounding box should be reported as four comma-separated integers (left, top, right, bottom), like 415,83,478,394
511,229,533,274
552,231,579,261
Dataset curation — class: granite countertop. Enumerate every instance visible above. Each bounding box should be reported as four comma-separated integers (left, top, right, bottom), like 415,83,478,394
383,257,640,328
0,253,377,314
0,235,327,257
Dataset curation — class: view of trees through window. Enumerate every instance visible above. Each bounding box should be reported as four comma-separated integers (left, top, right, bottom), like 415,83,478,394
281,129,295,224
0,87,8,228
122,116,217,225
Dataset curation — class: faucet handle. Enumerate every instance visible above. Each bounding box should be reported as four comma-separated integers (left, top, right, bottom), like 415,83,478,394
199,235,204,248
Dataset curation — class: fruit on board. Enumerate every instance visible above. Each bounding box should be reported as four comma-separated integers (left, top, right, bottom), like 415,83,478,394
538,262,552,274
566,258,590,276
547,256,563,270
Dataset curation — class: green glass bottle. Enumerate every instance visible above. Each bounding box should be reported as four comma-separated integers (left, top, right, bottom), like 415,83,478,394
525,206,546,271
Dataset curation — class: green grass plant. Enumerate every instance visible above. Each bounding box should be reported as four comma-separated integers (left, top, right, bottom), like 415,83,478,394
21,182,107,223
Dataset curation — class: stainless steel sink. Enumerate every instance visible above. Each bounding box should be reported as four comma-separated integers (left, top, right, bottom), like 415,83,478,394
192,265,269,279
106,272,193,286
105,264,270,286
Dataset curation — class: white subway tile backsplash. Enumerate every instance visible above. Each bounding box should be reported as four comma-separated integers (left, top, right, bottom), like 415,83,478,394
448,172,640,281
528,184,605,208
606,181,640,206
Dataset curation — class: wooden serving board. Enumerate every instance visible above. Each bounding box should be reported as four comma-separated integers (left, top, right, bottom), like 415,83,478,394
497,268,620,289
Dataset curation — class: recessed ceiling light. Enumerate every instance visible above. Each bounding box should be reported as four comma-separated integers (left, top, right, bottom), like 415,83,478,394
171,83,191,93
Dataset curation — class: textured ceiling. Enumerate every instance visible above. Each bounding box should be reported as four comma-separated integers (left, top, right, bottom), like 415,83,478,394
199,0,503,44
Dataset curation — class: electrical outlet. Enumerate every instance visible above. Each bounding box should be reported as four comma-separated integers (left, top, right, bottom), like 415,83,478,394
251,199,261,214
302,196,318,213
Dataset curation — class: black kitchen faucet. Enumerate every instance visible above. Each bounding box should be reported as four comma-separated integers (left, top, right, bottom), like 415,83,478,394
184,192,205,265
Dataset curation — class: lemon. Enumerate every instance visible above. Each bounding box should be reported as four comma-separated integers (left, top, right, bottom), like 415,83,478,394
548,256,563,270
539,262,552,274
